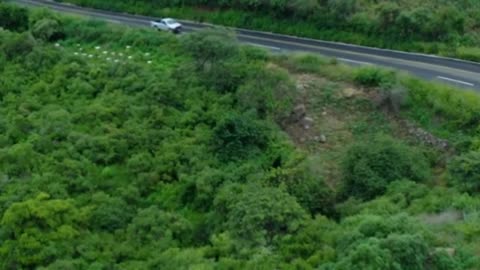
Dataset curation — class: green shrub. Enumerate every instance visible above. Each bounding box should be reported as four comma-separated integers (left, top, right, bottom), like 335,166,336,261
180,28,238,72
0,3,29,32
212,114,267,161
2,32,36,60
31,18,65,42
354,67,397,88
456,47,480,62
342,135,430,200
448,151,480,194
403,77,480,131
219,184,308,245
236,65,295,121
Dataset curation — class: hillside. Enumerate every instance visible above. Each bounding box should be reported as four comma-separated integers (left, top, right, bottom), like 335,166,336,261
1,3,480,269
54,0,480,62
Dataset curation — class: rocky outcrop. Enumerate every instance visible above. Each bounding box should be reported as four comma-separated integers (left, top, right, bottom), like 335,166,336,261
405,121,449,150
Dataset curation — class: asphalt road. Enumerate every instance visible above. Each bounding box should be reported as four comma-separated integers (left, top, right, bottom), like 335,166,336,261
11,0,480,91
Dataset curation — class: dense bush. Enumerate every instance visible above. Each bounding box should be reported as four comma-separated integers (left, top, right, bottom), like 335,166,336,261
0,3,29,32
0,5,479,268
219,184,308,245
354,67,396,88
456,47,480,62
342,135,430,199
59,0,480,61
236,64,295,121
448,151,480,194
1,32,36,60
212,113,267,161
31,18,65,42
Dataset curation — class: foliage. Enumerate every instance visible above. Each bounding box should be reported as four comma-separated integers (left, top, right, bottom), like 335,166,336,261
0,3,29,32
456,47,480,62
1,31,36,60
212,113,268,161
342,135,430,199
0,193,85,268
218,184,308,245
31,18,65,42
448,151,480,194
354,67,396,88
0,4,479,269
58,0,480,61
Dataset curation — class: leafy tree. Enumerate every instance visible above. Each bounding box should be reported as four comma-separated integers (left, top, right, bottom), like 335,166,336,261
334,238,395,270
0,3,29,32
381,234,429,270
218,184,308,245
88,192,134,232
0,141,37,178
236,64,295,121
212,113,268,161
31,18,65,42
0,193,85,268
2,32,36,60
375,2,401,35
279,215,337,265
127,206,192,246
181,28,238,72
342,135,430,199
448,151,480,194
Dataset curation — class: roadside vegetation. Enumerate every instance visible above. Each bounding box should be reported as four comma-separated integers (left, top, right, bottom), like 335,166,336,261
54,0,480,62
1,3,480,269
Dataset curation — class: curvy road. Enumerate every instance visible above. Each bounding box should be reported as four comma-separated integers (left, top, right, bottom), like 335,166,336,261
11,0,480,91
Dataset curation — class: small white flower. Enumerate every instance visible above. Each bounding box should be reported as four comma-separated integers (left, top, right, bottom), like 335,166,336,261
73,52,79,55
79,48,83,51
54,43,60,47
126,45,131,49
111,52,115,55
128,56,133,59
147,60,152,64
145,52,150,56
119,53,124,57
88,54,94,58
95,46,101,50
103,51,108,54
114,59,119,63
82,53,87,56
76,43,80,47
106,57,111,61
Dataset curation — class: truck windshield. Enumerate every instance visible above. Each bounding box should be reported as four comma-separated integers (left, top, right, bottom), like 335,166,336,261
164,19,178,25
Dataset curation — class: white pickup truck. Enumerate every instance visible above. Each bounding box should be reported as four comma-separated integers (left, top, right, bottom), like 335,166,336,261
150,18,182,34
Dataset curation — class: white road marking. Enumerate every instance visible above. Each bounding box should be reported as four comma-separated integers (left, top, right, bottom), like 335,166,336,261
245,43,281,51
436,76,475,87
337,57,372,65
